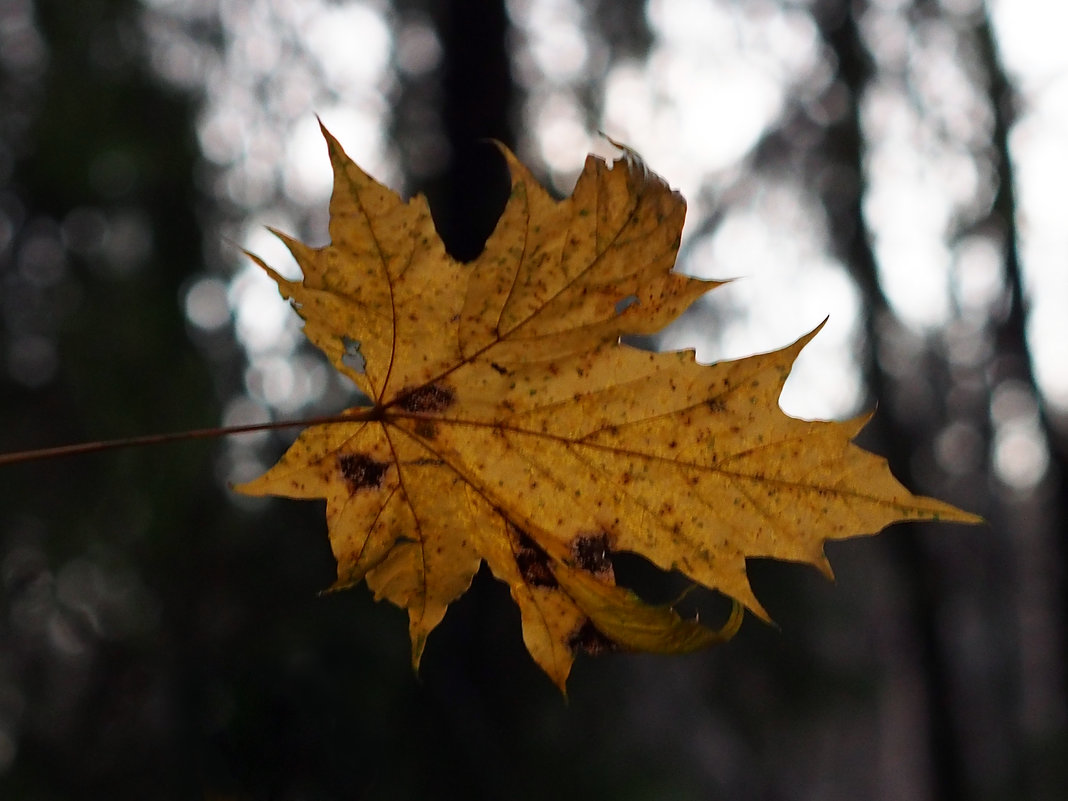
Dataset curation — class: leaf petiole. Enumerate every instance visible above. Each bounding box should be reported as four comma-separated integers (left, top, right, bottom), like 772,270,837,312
0,409,375,467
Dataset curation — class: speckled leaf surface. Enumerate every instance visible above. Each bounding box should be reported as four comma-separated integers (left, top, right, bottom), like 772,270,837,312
235,125,980,690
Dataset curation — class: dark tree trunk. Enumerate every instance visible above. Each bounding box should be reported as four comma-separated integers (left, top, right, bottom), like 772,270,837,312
816,3,968,799
427,0,516,262
974,10,1068,799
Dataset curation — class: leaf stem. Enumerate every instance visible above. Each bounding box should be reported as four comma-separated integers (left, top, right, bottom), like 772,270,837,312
0,409,376,467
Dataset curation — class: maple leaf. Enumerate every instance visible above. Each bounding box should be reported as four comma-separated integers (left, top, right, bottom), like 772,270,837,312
235,124,980,690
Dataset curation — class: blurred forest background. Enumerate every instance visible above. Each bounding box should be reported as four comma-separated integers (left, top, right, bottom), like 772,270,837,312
1,0,1065,799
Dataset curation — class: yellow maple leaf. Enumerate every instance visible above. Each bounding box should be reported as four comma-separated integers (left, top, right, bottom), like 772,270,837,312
235,124,980,690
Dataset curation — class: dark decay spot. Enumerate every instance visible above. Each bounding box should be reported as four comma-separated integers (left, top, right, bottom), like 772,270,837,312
338,454,389,491
568,620,618,656
490,362,509,375
514,530,557,588
414,420,437,439
572,532,614,579
397,382,455,413
706,398,726,413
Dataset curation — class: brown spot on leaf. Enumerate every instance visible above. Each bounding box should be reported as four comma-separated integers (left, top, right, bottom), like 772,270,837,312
490,362,509,375
338,454,389,491
414,420,437,439
514,529,557,588
397,383,455,413
572,532,614,579
568,619,618,656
